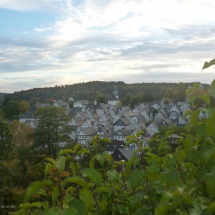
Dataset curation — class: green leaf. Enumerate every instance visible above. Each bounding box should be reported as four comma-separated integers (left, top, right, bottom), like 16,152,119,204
44,163,54,177
107,171,120,183
164,170,178,187
185,122,193,133
44,207,61,215
201,94,210,106
69,162,77,176
69,200,85,215
136,130,144,137
206,112,215,138
126,138,137,146
74,144,82,152
205,166,215,197
24,180,52,202
155,203,174,215
207,202,215,212
147,165,159,180
89,156,96,168
96,154,107,167
66,176,89,189
77,148,89,155
187,150,201,163
202,58,215,70
30,201,49,209
175,149,187,163
52,187,60,207
101,137,112,143
45,157,56,165
196,124,207,140
56,156,66,172
197,166,207,182
82,168,102,187
209,79,215,97
80,189,93,215
58,148,74,155
44,207,77,215
203,149,215,163
117,204,127,214
129,190,144,209
61,208,77,215
190,110,200,126
129,170,144,190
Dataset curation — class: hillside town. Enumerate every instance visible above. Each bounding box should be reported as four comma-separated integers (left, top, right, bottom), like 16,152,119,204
18,87,208,157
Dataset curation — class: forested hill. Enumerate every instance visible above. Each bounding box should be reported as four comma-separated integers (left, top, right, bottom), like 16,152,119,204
4,81,209,106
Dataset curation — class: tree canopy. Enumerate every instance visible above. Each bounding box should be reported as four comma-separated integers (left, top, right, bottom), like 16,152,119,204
32,107,72,159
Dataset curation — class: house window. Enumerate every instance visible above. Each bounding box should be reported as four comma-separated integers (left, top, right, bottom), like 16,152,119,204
119,154,121,158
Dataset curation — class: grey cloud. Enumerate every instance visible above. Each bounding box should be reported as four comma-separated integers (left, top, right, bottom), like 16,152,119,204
163,24,215,39
126,71,215,83
119,39,215,58
128,64,183,70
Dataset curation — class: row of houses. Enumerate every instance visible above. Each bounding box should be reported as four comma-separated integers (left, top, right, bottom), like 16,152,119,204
19,96,207,147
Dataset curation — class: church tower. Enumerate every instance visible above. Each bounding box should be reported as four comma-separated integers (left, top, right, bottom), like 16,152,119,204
113,86,119,99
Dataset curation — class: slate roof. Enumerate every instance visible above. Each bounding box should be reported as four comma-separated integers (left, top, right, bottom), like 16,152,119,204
104,141,124,152
19,111,35,119
116,147,134,160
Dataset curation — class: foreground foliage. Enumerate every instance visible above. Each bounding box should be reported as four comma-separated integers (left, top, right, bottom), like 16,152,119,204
12,79,215,215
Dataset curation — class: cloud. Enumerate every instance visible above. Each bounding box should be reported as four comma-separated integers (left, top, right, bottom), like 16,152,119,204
1,0,215,92
0,0,63,13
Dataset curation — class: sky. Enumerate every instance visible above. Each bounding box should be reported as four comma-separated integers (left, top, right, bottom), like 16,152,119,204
0,0,215,93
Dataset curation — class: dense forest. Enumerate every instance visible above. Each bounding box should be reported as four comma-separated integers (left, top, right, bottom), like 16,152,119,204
1,81,210,107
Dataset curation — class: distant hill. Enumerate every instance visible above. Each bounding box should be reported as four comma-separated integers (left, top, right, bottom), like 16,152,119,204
3,81,210,106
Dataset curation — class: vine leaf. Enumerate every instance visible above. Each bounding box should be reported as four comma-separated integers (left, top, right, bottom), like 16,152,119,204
202,58,215,70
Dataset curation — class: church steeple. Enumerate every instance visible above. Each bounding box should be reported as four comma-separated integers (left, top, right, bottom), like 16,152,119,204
113,86,119,99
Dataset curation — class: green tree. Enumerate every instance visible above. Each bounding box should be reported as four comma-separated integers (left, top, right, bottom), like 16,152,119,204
0,110,13,198
132,92,144,105
163,97,170,104
32,107,72,159
19,100,30,114
0,111,13,161
122,92,132,106
2,100,19,119
95,93,107,104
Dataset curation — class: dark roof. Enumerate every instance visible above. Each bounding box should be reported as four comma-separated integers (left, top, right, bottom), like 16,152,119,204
19,111,35,119
104,141,124,152
85,104,103,110
69,107,82,116
103,93,119,101
112,147,134,161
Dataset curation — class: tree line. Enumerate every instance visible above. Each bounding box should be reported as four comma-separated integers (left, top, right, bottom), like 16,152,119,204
2,81,209,108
